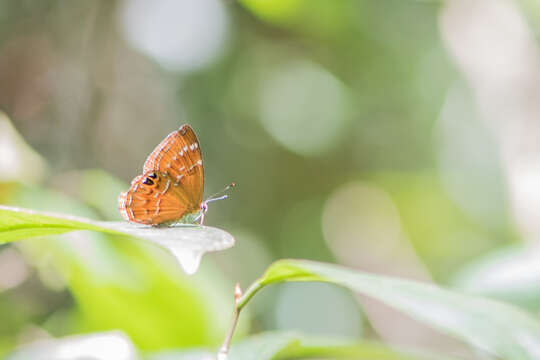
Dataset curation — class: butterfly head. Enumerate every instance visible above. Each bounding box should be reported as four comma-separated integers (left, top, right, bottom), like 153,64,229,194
200,201,209,213
197,182,236,225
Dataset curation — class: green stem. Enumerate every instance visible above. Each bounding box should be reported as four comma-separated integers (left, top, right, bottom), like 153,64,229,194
236,281,264,310
217,264,327,358
217,281,266,359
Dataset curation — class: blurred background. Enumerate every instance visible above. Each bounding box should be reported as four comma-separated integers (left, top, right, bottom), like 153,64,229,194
1,0,540,358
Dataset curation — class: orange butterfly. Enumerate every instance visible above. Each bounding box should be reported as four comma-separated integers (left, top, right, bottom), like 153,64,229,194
118,124,232,226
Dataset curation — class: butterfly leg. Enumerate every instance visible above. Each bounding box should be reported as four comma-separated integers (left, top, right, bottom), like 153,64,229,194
198,202,209,225
199,211,205,225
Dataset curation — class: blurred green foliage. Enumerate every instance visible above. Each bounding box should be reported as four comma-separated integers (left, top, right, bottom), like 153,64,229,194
0,180,237,352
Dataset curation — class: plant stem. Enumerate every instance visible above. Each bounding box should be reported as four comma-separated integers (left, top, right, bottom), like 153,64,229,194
217,306,240,360
236,281,264,310
217,281,265,359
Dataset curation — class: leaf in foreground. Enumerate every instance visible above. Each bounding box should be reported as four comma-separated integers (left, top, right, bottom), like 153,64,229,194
6,331,137,360
452,244,540,310
238,259,540,360
147,332,454,360
228,332,456,360
0,205,234,274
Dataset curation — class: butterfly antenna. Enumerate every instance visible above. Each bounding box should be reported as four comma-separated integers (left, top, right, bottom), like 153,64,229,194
206,182,236,203
199,183,236,225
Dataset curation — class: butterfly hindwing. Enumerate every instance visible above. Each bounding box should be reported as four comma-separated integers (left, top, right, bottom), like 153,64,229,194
119,171,198,225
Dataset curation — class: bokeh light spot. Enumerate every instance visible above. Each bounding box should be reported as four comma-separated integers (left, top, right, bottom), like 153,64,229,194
0,113,46,183
120,0,228,72
9,331,137,360
0,248,29,291
322,182,403,269
436,85,508,229
259,60,348,156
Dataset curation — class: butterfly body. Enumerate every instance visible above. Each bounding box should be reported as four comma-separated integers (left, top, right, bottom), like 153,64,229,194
118,125,205,226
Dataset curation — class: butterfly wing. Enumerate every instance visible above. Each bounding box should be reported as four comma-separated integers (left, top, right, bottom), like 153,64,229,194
143,124,204,207
118,124,204,225
118,171,197,225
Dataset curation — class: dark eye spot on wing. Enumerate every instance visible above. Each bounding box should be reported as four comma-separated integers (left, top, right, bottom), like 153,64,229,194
143,177,154,185
148,172,157,179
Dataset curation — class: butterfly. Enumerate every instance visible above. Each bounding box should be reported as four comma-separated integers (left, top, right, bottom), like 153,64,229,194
118,124,232,226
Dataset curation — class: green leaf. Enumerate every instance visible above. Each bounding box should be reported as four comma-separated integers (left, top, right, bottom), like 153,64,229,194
229,332,455,360
147,332,456,360
240,259,540,360
452,244,540,311
0,205,234,274
0,205,108,243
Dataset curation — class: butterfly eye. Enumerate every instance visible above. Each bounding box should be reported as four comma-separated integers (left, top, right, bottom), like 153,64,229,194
143,177,155,186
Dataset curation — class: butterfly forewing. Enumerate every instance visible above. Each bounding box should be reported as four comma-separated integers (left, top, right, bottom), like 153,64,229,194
118,124,205,225
143,124,204,206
